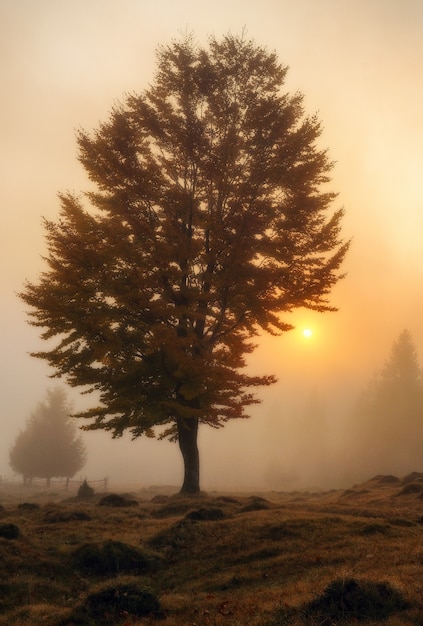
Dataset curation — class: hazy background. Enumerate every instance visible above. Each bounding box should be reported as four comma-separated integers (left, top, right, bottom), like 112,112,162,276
2,0,423,491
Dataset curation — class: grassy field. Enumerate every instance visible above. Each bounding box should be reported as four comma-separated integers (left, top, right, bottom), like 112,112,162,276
1,473,423,625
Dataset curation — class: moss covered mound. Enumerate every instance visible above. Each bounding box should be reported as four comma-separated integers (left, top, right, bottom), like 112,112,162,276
305,577,409,622
61,580,162,625
71,539,154,576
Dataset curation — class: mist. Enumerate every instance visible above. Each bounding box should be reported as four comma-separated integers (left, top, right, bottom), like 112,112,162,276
9,325,422,494
2,0,423,493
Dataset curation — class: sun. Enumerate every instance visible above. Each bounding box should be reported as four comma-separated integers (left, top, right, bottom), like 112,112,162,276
302,328,313,338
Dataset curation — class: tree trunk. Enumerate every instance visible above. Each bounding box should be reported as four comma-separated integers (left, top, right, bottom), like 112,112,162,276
177,417,200,494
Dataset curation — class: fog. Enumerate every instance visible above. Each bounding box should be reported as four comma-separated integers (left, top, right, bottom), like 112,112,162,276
2,0,423,491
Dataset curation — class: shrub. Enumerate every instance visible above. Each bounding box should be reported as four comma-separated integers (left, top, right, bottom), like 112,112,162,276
78,479,95,500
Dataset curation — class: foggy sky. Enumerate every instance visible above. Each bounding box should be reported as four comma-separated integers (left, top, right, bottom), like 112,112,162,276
1,0,423,490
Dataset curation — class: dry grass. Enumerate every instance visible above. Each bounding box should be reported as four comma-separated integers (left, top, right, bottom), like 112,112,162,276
0,475,423,624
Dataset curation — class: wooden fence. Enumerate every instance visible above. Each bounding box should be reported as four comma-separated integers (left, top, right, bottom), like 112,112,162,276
0,476,109,492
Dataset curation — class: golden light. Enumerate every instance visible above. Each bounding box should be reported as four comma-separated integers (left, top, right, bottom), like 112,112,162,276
302,328,313,338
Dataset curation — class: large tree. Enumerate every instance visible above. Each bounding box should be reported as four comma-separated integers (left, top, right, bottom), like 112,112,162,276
20,34,348,493
9,388,87,487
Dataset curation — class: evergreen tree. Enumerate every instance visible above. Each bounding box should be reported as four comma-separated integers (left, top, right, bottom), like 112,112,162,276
9,388,86,486
19,34,348,493
349,330,423,478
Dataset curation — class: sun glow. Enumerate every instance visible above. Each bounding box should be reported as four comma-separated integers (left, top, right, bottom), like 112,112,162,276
302,328,313,338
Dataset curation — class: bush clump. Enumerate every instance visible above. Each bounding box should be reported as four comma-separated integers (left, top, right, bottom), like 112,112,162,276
78,479,95,500
72,539,153,576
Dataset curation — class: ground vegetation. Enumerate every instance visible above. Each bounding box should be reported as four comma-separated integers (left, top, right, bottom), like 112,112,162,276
0,474,421,624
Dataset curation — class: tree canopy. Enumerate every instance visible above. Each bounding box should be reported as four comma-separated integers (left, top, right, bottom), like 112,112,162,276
20,34,348,492
9,387,87,486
